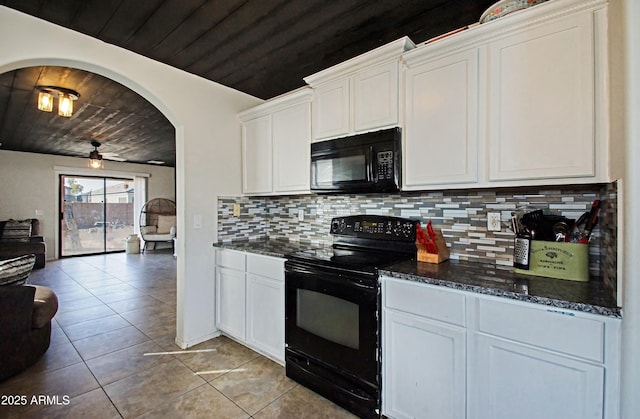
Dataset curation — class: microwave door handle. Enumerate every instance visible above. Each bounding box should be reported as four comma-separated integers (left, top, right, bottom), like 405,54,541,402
368,146,375,183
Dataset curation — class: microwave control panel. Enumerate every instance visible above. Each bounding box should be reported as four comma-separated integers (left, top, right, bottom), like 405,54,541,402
376,151,394,180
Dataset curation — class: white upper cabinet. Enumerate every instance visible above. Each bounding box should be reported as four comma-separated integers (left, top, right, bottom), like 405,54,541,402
239,88,312,195
272,101,312,193
312,78,350,139
242,115,272,194
305,37,415,141
353,61,399,132
487,12,596,182
401,0,612,190
403,47,480,190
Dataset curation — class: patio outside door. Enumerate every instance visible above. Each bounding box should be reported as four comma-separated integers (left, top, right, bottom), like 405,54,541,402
60,175,135,256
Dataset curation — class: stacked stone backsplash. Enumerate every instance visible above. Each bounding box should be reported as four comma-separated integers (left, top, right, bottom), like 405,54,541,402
218,182,618,295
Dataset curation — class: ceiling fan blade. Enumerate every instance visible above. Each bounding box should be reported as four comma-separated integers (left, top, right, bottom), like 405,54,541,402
103,155,127,161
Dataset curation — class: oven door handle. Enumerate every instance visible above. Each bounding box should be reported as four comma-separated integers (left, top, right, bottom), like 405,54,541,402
286,263,377,291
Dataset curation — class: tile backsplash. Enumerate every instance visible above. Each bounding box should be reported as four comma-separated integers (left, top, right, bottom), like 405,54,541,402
218,183,618,295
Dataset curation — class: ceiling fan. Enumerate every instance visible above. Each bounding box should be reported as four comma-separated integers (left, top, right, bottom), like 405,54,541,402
88,141,127,168
89,140,126,164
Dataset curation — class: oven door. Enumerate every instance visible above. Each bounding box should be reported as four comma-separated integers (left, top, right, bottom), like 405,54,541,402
285,261,379,385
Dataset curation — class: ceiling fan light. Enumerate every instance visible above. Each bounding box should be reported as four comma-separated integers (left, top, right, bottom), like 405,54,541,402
37,91,54,112
88,143,103,169
89,155,103,169
58,94,74,117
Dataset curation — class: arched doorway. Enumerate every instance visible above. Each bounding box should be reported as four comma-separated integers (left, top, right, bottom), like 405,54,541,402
0,65,176,257
0,7,262,349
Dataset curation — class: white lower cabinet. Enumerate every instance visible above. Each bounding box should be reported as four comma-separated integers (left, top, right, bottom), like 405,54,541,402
246,272,284,362
214,249,285,364
215,250,246,341
381,276,621,419
383,278,467,419
215,267,246,341
471,335,604,419
383,309,466,419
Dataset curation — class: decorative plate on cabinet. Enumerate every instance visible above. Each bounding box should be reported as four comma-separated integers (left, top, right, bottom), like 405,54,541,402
479,0,549,24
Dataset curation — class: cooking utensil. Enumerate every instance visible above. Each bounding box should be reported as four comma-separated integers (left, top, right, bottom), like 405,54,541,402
416,221,438,254
521,210,544,235
426,220,438,254
579,199,601,243
514,232,532,270
511,213,520,234
568,211,589,242
552,221,570,242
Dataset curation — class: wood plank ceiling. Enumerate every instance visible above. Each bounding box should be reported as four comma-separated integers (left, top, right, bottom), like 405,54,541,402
0,0,496,167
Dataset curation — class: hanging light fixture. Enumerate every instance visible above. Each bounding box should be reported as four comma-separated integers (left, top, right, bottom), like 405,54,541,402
88,141,104,169
36,86,80,117
37,89,54,112
58,93,74,117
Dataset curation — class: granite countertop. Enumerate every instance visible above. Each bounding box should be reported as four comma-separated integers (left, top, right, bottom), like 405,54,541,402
213,238,324,258
380,259,621,318
213,239,620,318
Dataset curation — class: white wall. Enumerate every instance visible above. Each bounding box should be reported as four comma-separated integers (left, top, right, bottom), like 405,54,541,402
0,6,263,348
621,0,640,416
0,149,175,257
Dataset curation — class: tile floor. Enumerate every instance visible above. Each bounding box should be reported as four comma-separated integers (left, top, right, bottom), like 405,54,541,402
0,251,357,418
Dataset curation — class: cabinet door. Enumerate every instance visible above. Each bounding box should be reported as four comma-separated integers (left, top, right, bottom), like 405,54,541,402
471,334,604,419
215,267,246,340
488,13,595,181
404,48,479,189
354,61,398,132
242,115,272,194
383,309,466,419
312,78,350,140
246,273,284,363
272,102,311,193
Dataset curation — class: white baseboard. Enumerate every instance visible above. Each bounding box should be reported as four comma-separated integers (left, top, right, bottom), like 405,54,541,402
174,330,221,349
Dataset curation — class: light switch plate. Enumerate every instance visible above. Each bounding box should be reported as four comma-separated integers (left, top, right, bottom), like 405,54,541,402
233,204,241,217
193,214,202,229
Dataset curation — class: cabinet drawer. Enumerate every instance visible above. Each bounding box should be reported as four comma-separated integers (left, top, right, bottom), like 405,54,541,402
476,298,605,363
246,253,285,281
384,278,465,327
216,249,246,270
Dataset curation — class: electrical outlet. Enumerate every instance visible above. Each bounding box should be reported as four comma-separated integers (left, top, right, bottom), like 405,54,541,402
487,212,501,231
298,209,304,221
233,204,241,217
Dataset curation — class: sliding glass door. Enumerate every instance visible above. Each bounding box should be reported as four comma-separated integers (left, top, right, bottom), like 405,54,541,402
60,175,135,256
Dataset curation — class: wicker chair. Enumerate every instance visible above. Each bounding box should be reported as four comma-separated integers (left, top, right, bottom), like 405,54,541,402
139,198,176,253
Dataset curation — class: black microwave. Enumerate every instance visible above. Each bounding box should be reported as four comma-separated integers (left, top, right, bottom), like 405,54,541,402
310,127,401,194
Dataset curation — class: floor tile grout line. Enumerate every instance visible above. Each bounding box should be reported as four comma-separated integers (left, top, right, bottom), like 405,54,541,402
203,379,255,417
60,255,181,418
251,382,301,417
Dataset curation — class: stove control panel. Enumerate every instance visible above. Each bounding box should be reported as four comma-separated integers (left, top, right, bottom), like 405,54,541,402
330,215,416,241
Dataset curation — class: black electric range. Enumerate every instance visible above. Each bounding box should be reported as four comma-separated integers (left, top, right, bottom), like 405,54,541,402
284,215,417,419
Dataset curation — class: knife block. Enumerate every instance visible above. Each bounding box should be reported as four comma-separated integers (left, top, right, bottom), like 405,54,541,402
416,228,450,264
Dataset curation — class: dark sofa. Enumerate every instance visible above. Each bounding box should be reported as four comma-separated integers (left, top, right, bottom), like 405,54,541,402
0,284,58,381
0,219,46,269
